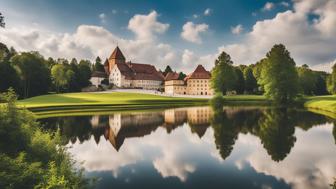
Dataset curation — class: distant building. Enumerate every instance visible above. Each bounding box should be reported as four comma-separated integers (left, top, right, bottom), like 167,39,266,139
90,71,107,87
165,65,214,96
105,46,164,90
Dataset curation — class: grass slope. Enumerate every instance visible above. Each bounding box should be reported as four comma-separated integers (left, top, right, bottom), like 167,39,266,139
18,92,209,117
304,95,336,118
17,92,274,118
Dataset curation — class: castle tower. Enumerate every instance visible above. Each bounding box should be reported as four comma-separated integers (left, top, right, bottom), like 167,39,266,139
108,46,126,73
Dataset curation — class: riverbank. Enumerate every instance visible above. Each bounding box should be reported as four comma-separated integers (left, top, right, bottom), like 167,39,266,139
17,92,336,119
18,92,273,118
303,95,336,119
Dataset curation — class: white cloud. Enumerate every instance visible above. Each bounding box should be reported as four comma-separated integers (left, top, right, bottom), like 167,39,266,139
263,2,275,11
204,8,211,16
112,9,117,14
128,10,169,42
280,1,290,7
99,13,106,23
182,49,197,65
182,49,216,72
181,22,209,44
219,0,336,71
243,124,336,189
231,24,244,35
193,14,199,19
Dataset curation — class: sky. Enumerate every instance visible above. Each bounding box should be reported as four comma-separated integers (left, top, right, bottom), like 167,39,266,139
0,0,335,73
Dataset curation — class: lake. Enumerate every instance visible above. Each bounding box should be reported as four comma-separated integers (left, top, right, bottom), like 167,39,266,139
39,106,336,189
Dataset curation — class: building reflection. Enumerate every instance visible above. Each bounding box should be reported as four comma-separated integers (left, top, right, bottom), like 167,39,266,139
102,107,213,150
39,106,331,162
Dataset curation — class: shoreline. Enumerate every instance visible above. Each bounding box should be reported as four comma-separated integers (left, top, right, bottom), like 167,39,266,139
16,91,336,119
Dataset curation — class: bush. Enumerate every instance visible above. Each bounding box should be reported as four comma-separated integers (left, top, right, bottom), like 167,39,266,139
210,93,225,110
0,89,91,188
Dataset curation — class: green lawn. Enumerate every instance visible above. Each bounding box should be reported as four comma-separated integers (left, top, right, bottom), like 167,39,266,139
16,92,336,119
18,92,209,117
304,95,336,118
16,92,274,118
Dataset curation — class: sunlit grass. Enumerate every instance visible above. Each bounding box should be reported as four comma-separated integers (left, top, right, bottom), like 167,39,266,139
304,95,336,115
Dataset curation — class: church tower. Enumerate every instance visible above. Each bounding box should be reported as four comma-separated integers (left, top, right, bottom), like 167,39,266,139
108,46,126,73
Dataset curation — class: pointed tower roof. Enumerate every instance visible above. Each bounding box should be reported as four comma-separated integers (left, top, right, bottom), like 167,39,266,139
109,46,126,60
185,65,211,80
104,58,109,66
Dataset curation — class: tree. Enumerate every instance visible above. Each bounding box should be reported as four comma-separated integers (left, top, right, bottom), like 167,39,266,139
178,72,186,80
68,58,81,92
78,60,92,88
297,64,317,95
0,61,20,93
244,67,258,94
211,51,237,95
163,65,173,76
313,72,328,95
51,64,74,93
258,108,296,162
327,63,336,94
234,67,245,94
211,108,239,160
10,52,51,98
93,56,105,72
259,44,299,104
0,89,90,188
0,12,5,28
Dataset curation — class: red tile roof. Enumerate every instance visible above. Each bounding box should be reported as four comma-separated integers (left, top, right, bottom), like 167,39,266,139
185,65,211,80
165,72,180,81
91,71,107,78
113,62,163,81
128,62,164,81
109,46,125,60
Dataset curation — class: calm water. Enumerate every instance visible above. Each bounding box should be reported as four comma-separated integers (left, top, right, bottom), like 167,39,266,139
39,106,336,189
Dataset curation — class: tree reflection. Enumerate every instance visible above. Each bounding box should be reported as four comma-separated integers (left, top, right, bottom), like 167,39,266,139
37,106,331,161
211,108,239,160
258,108,296,162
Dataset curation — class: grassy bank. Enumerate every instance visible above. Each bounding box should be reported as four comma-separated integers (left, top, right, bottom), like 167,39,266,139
17,92,273,118
304,95,336,119
18,92,209,118
17,92,336,119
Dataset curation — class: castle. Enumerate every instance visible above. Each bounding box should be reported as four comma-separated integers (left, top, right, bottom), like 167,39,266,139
91,46,214,96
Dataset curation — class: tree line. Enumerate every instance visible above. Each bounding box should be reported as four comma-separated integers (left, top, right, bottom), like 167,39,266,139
211,44,333,104
0,42,108,98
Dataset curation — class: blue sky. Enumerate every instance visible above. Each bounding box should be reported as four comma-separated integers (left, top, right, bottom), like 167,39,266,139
0,0,335,72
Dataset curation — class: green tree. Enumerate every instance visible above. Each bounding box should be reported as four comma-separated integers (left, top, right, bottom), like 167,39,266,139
234,67,245,94
78,60,92,88
178,72,186,80
297,64,317,95
258,108,296,162
244,67,258,94
68,58,81,92
0,43,20,93
93,56,105,72
0,61,20,93
0,89,90,188
0,42,10,62
211,51,237,95
10,52,51,98
211,107,239,160
0,12,4,28
259,44,299,104
51,64,74,93
327,63,336,94
313,71,328,95
163,65,173,76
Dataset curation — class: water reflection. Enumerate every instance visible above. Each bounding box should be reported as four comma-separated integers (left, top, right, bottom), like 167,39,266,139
39,107,336,189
